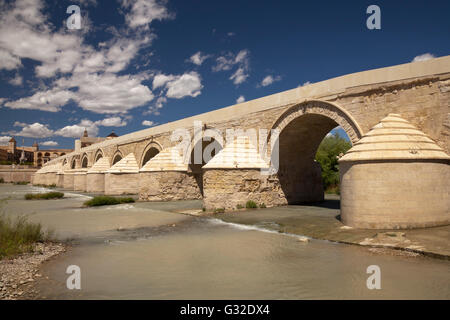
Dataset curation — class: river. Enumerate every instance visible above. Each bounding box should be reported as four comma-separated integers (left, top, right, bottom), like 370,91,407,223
1,184,449,299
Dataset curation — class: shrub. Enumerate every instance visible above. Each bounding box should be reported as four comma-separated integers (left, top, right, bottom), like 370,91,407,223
214,208,225,213
315,132,351,193
0,214,53,259
13,181,29,185
83,196,135,207
246,200,258,209
25,192,64,200
236,204,244,209
259,203,267,208
0,178,4,183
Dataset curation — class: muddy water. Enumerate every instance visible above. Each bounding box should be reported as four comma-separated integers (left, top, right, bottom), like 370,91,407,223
1,185,449,299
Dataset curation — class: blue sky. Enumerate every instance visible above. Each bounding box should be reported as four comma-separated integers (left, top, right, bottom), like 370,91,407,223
0,0,449,149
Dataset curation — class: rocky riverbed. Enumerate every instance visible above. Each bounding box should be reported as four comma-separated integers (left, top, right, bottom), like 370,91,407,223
0,242,65,300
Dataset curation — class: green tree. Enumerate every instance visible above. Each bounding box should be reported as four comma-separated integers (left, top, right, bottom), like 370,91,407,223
315,132,351,193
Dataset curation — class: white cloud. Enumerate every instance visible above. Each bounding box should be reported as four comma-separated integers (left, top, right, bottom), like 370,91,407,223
13,121,27,127
0,136,12,145
8,74,23,86
153,74,176,89
412,53,435,62
121,0,173,29
166,72,203,99
95,116,127,127
0,49,22,70
56,72,154,114
41,140,58,146
54,116,127,138
146,96,167,115
142,120,157,126
0,0,170,114
55,119,98,138
188,51,210,66
4,89,75,112
230,67,248,85
213,49,250,85
213,50,249,72
4,116,127,140
236,95,245,103
260,75,281,87
5,122,53,138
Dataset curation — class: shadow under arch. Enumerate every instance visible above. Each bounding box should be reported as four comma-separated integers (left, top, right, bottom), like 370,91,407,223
111,150,123,166
188,133,223,196
81,153,88,168
70,157,76,169
140,141,162,167
268,100,363,204
94,149,104,162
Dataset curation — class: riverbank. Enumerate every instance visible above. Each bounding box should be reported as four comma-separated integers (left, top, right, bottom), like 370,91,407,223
203,194,450,260
0,242,66,300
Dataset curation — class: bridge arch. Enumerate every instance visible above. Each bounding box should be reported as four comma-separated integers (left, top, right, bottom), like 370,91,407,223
111,150,123,166
268,100,363,204
270,100,363,145
94,149,104,162
140,141,162,167
188,131,223,196
70,157,76,169
81,153,88,168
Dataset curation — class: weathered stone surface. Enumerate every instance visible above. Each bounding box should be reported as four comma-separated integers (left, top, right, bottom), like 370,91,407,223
340,161,450,229
62,171,74,189
73,170,87,191
86,173,105,193
0,168,36,183
203,169,288,211
340,114,450,229
104,173,139,195
139,171,202,201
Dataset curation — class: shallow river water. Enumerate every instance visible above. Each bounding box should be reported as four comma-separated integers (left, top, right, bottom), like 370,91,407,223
1,185,449,299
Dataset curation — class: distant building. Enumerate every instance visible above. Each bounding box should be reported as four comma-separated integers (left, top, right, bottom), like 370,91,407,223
0,138,72,167
75,129,119,151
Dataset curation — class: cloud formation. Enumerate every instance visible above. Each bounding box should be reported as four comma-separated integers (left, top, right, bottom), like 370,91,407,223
412,53,435,62
0,136,12,145
4,116,128,139
188,51,211,66
236,95,245,103
142,120,157,126
41,140,58,146
260,75,281,87
0,0,175,115
213,49,250,85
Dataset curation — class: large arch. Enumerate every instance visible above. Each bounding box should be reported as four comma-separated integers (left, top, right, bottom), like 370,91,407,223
269,100,363,204
140,141,162,167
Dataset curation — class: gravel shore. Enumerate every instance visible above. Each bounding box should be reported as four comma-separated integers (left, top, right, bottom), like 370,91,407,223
0,242,66,300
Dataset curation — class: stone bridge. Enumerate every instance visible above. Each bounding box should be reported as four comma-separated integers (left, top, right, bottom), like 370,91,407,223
33,56,450,229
